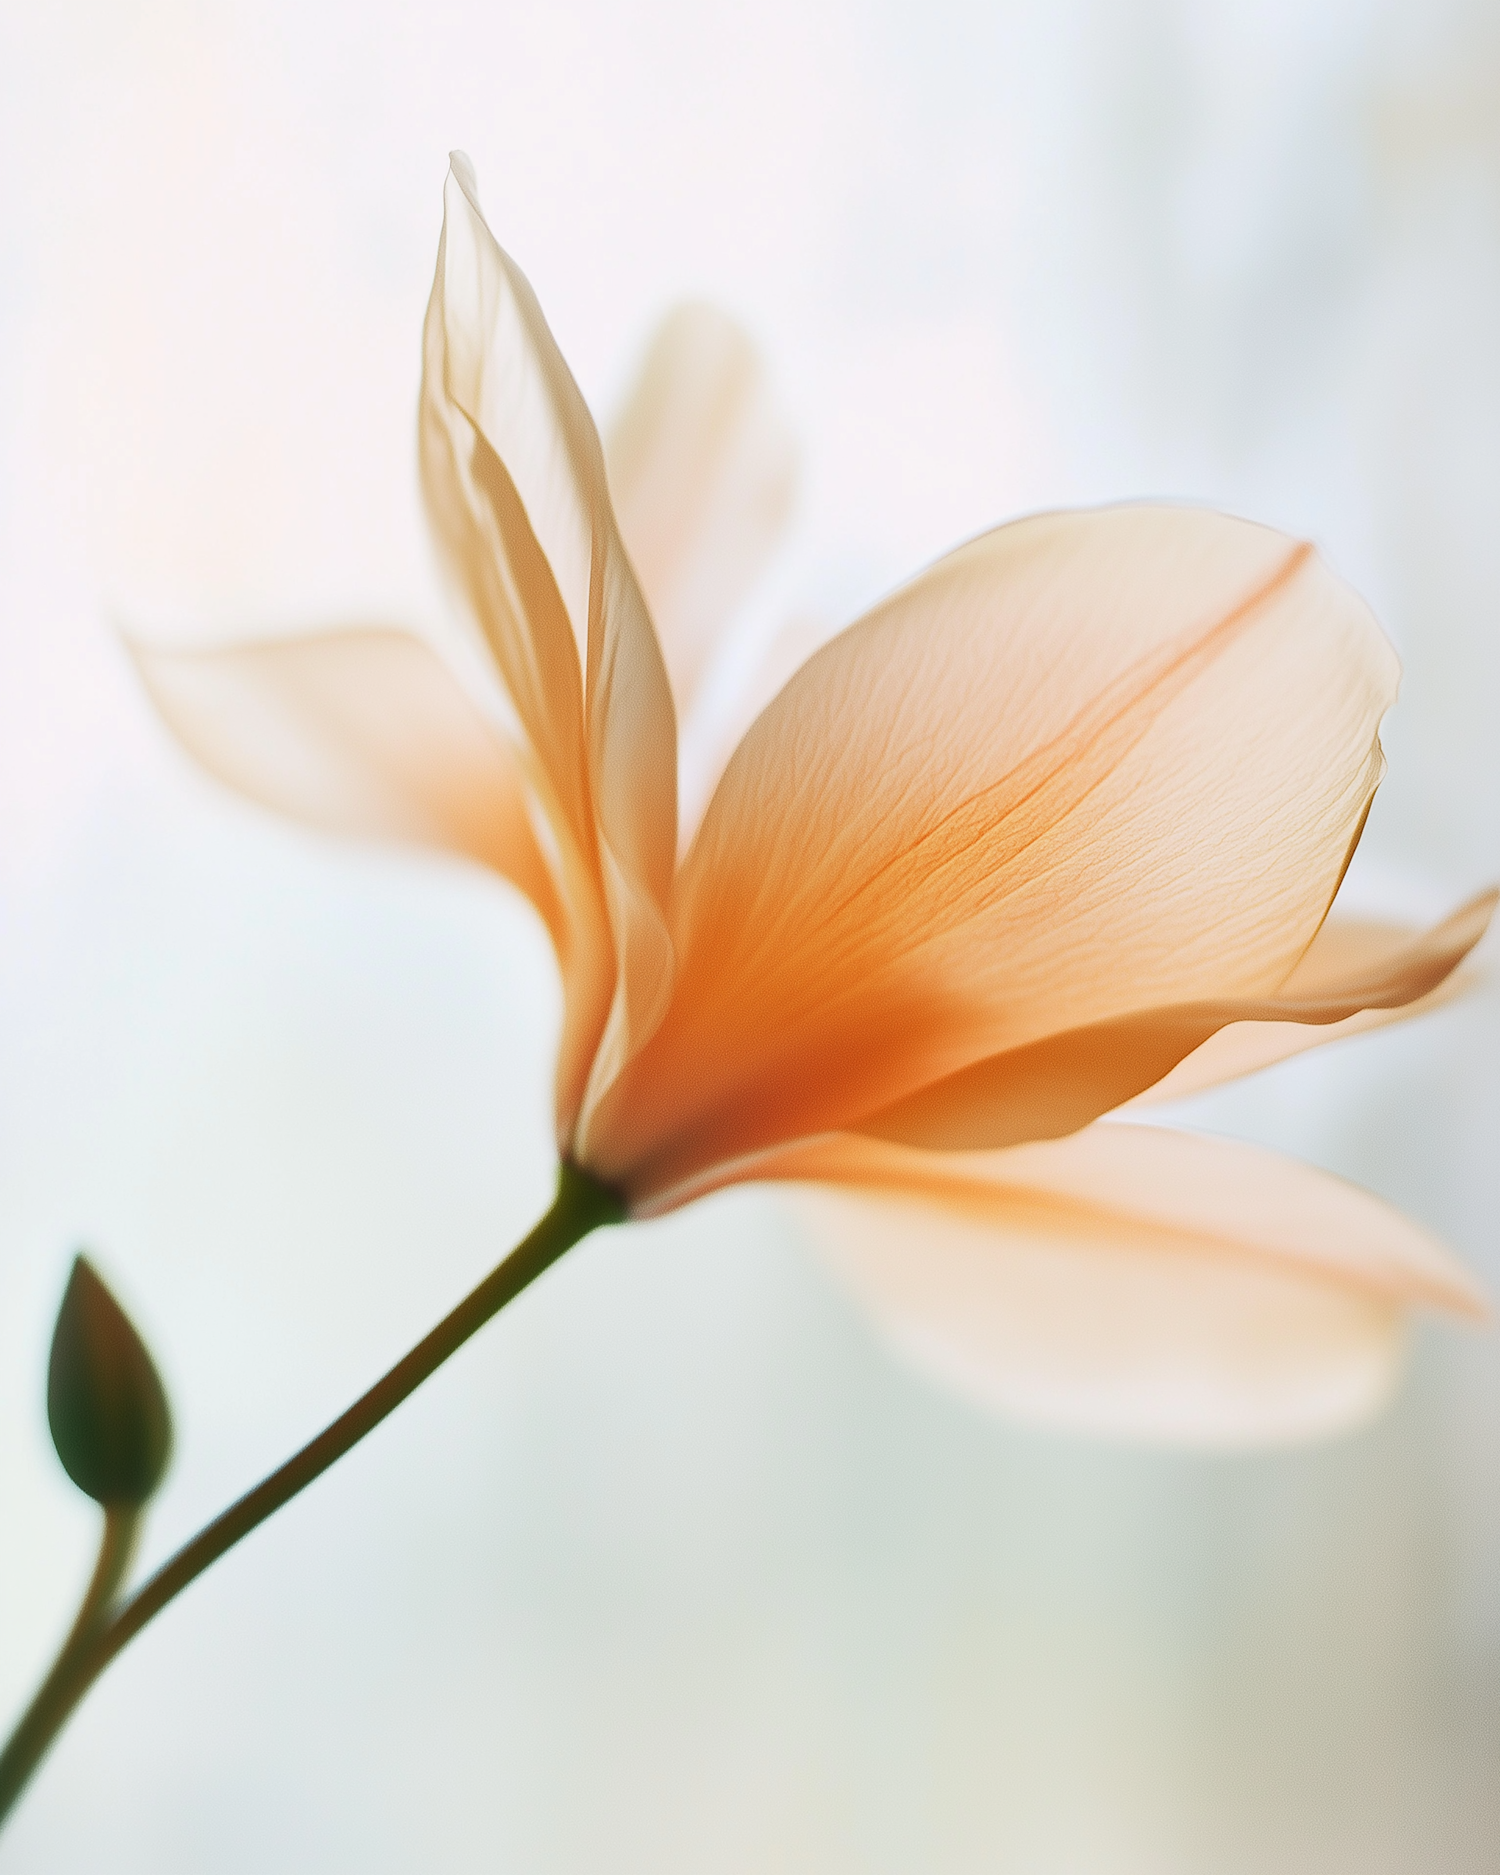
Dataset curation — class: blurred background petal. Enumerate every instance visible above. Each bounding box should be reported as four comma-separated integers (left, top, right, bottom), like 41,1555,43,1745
1,1,1497,1870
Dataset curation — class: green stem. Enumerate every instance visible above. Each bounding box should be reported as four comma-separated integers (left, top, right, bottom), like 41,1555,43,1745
0,1505,140,1825
0,1161,623,1830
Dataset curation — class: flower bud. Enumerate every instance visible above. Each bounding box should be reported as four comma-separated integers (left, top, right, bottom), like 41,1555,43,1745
48,1257,172,1506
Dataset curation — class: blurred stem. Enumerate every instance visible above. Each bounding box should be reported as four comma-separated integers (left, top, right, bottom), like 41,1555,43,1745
0,1160,624,1831
0,1505,139,1823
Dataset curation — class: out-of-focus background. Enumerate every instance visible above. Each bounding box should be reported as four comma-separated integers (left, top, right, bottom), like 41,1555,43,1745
1,1,1497,1868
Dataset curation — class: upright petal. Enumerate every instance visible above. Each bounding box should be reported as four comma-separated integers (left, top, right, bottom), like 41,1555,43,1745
420,156,679,1136
420,167,594,874
591,507,1397,1194
606,303,797,726
765,1126,1484,1445
131,629,563,945
853,891,1495,1149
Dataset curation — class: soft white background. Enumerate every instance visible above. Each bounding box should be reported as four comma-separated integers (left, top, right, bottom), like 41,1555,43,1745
1,0,1497,1868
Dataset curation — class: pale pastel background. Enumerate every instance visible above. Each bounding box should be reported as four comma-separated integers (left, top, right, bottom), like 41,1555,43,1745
1,1,1498,1869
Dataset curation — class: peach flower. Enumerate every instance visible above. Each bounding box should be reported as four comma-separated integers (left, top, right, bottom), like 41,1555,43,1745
135,155,1493,1445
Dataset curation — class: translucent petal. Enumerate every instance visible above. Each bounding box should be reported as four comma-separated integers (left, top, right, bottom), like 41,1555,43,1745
1130,901,1494,1106
131,629,564,945
855,893,1495,1149
770,1125,1484,1445
592,507,1398,1193
606,303,796,726
420,155,680,1134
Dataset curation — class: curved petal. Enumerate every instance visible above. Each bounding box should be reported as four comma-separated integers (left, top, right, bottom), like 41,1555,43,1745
591,507,1398,1193
420,166,594,876
767,1126,1484,1446
421,155,679,1136
1130,900,1494,1106
606,303,797,727
854,892,1495,1149
130,629,564,945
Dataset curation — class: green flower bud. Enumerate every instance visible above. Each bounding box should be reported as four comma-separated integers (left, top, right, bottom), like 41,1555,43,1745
48,1257,172,1506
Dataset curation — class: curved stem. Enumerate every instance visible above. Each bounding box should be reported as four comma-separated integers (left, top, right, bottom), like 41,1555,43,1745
57,1507,141,1665
0,1506,140,1824
0,1161,623,1830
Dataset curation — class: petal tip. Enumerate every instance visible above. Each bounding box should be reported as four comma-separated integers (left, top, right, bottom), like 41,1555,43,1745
1434,1262,1491,1325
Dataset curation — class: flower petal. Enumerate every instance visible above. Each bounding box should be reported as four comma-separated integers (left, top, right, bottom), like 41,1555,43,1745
592,507,1398,1194
768,1126,1484,1445
854,891,1495,1149
421,155,679,1136
130,629,564,944
1130,900,1495,1106
420,164,594,875
606,303,797,727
